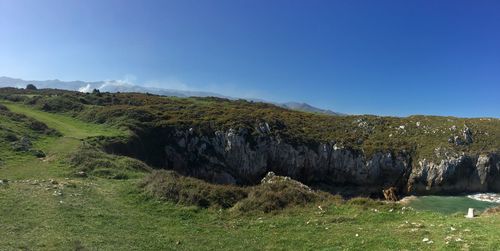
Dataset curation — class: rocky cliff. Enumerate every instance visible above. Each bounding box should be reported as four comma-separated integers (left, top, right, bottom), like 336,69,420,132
105,124,500,198
408,153,500,194
3,89,498,198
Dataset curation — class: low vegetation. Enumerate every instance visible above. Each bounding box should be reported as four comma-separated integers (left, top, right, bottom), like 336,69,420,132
483,206,500,215
233,172,336,213
1,88,499,162
140,170,335,212
0,88,499,249
0,103,59,160
68,145,151,179
141,170,248,208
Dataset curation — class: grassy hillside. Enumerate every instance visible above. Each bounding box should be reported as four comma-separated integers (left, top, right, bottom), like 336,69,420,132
0,90,499,250
1,88,498,161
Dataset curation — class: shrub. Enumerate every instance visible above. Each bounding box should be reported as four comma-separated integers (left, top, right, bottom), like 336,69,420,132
30,149,46,158
35,95,84,113
68,146,151,179
232,176,330,213
141,170,339,212
26,84,37,90
28,120,49,131
11,137,33,152
4,132,18,142
483,206,500,215
141,170,248,208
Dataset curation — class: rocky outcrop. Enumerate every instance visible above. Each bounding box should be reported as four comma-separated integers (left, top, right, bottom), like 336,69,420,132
105,125,500,197
164,128,414,196
407,153,500,194
261,171,313,192
105,126,409,196
448,125,474,146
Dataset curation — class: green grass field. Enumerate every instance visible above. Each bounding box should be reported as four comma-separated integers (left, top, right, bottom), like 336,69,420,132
0,103,499,250
2,102,126,139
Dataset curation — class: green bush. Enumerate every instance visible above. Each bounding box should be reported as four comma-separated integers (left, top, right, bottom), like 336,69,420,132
141,170,338,212
233,179,331,213
30,149,46,158
3,132,18,142
140,170,248,209
26,84,37,90
68,146,151,179
33,95,84,113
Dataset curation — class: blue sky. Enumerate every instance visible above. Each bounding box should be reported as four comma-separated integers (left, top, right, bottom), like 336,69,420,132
1,0,499,117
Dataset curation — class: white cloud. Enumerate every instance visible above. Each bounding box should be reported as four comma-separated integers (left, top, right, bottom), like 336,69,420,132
77,74,267,101
78,84,93,93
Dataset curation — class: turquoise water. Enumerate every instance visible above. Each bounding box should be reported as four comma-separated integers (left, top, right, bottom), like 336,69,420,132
408,195,499,214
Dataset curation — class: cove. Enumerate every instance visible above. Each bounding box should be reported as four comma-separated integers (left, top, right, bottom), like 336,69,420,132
408,194,500,214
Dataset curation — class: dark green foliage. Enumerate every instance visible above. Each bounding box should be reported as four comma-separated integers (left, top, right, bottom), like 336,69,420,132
68,146,151,179
31,95,84,113
78,105,156,130
233,180,332,213
27,119,61,136
3,132,18,142
0,103,60,165
11,137,32,152
141,170,338,212
28,120,49,131
0,102,60,138
30,149,46,158
9,137,46,157
0,94,27,102
141,170,248,208
26,84,37,90
1,87,499,160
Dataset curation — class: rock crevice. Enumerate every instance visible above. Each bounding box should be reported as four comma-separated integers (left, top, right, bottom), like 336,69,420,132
105,127,500,197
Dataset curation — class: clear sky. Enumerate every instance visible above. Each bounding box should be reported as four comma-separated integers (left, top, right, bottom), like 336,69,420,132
1,0,499,117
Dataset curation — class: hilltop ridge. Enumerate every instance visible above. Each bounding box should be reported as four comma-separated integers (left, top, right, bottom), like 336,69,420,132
0,76,343,116
1,88,499,198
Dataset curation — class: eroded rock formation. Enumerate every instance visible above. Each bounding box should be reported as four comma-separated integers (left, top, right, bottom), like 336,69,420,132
105,126,500,198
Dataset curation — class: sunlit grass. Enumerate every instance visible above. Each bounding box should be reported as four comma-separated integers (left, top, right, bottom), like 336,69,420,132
1,102,128,139
0,92,499,250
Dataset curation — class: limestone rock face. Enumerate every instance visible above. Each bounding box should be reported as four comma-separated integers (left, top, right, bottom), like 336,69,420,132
156,128,413,196
106,126,500,197
407,153,500,194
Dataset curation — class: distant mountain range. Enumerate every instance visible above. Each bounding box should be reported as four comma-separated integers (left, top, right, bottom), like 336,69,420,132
0,76,343,116
279,102,342,116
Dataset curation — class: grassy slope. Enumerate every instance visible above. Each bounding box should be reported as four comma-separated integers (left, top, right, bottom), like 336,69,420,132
1,89,500,162
26,91,500,159
2,102,124,139
0,102,499,250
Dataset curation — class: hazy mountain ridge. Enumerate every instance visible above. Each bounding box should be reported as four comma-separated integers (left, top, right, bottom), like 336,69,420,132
0,76,342,116
279,102,344,116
